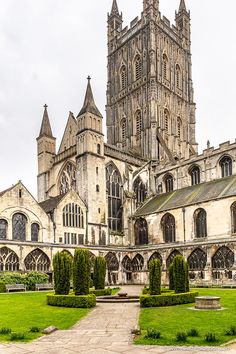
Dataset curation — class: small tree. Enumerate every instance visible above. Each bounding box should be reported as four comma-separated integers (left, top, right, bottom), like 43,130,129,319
94,257,106,290
53,252,72,295
149,259,161,295
168,263,175,290
73,249,91,295
172,255,188,294
185,262,190,292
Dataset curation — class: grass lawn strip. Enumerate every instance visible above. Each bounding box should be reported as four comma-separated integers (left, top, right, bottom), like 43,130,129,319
0,292,90,342
136,288,236,346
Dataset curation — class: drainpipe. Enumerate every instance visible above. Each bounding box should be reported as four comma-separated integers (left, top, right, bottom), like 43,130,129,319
182,207,186,243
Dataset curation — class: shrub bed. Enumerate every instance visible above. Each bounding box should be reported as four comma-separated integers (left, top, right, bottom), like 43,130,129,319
140,291,198,308
90,288,112,296
47,294,96,308
0,272,49,292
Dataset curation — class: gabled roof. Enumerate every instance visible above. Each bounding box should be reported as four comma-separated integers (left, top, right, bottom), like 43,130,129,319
39,194,65,214
0,186,14,197
77,77,102,118
135,175,236,217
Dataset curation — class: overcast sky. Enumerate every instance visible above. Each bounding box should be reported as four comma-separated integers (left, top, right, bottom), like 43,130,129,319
0,0,235,197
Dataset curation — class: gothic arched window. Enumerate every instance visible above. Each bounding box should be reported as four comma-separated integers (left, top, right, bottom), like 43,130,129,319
175,64,181,89
31,223,39,242
63,203,84,228
0,247,19,271
0,219,7,240
59,162,76,195
135,55,142,81
188,248,207,271
164,174,174,193
135,110,142,144
132,254,144,272
189,165,201,186
231,202,236,234
133,177,147,209
162,213,176,243
121,118,126,147
106,163,123,232
12,213,27,241
166,250,181,269
164,109,169,133
220,156,232,178
24,249,50,272
134,218,148,245
194,208,207,238
105,252,119,272
163,54,168,80
148,252,163,268
120,65,127,90
177,117,182,139
212,246,234,270
122,255,132,272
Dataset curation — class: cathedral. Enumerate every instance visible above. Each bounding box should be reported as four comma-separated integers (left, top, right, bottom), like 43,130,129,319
0,0,236,285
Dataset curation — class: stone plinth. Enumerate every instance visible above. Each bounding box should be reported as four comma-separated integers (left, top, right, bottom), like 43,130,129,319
195,296,221,310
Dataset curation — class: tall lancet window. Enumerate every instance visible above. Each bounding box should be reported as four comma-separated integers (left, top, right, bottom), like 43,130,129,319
163,54,169,80
106,163,123,232
59,162,76,194
133,177,147,209
135,55,142,81
164,109,170,134
194,208,207,238
135,110,142,145
120,65,127,90
176,64,181,89
220,156,232,178
121,118,127,147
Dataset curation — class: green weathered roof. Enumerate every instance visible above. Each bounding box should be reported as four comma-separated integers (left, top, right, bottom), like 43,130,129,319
135,175,236,217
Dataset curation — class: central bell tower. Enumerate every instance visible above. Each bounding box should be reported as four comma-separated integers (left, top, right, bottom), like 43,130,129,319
106,0,197,163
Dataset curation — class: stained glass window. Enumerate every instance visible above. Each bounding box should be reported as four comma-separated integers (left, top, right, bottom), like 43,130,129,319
12,213,27,241
162,213,176,243
0,219,7,240
31,223,39,242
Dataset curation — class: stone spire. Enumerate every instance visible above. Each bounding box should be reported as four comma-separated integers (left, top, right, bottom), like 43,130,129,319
78,77,102,118
111,0,119,16
178,0,187,13
39,104,53,137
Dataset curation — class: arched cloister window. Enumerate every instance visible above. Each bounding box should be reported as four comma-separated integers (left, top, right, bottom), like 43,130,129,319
135,55,142,81
63,203,84,228
194,208,207,238
121,118,127,147
31,223,39,242
0,219,8,240
231,202,236,234
175,64,181,89
59,162,76,195
24,249,50,272
177,117,182,139
212,246,234,270
133,177,147,209
166,250,181,269
0,247,19,271
148,252,163,268
105,252,119,272
164,109,169,133
189,165,201,186
134,218,148,245
106,163,123,232
132,254,144,272
120,65,127,90
163,54,168,80
122,255,132,272
135,110,142,144
188,248,207,271
220,156,232,178
164,174,174,193
12,213,27,241
162,213,176,243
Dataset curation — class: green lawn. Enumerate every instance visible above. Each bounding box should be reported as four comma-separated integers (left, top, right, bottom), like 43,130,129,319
136,288,236,346
0,292,90,342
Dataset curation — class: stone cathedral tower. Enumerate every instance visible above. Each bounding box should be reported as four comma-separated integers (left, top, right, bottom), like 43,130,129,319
106,0,198,163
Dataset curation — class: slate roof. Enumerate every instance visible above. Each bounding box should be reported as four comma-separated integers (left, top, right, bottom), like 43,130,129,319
135,175,236,217
39,194,65,213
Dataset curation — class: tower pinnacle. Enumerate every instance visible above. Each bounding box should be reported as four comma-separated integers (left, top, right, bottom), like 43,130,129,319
39,104,53,138
178,0,187,13
78,77,102,118
111,0,119,16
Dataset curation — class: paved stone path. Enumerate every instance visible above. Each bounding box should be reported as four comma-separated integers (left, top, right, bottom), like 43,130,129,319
0,285,236,354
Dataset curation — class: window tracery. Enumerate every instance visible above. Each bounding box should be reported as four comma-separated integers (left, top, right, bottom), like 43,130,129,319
24,249,50,272
135,55,142,81
194,208,207,238
133,177,146,209
189,165,201,186
212,246,234,270
148,252,163,268
134,218,148,245
63,203,84,228
59,162,76,194
132,254,144,272
120,65,127,90
162,213,176,243
166,250,181,269
220,156,232,178
0,247,19,271
164,174,174,193
12,213,27,241
0,219,7,240
31,223,39,242
105,252,119,272
188,248,207,270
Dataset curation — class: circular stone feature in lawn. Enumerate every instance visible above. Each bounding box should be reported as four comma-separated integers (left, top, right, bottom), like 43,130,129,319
195,296,221,310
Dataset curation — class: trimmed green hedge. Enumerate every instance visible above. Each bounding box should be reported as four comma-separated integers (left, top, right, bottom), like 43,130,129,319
140,291,198,308
47,294,96,308
90,288,112,296
142,288,172,295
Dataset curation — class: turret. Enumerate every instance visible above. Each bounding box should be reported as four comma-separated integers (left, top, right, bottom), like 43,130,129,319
37,105,56,202
107,0,123,42
175,0,191,41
